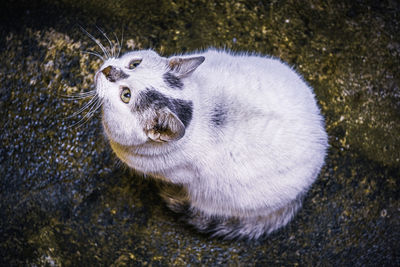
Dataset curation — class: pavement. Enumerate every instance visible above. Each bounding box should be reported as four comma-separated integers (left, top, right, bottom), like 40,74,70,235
0,0,399,265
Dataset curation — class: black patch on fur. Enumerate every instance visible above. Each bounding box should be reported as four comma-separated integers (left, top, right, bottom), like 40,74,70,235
172,98,193,127
171,203,247,240
157,182,190,213
210,103,228,127
136,89,193,127
102,65,129,82
136,89,169,110
163,72,183,89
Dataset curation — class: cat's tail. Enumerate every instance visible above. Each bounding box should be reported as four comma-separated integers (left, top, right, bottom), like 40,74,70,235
158,182,303,240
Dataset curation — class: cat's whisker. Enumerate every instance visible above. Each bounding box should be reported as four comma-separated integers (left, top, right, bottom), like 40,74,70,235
63,90,96,97
80,98,99,121
68,95,103,129
118,29,124,58
74,91,96,97
79,25,111,59
67,103,94,122
67,95,98,119
62,95,93,101
81,50,105,61
76,97,103,128
60,91,96,100
68,113,91,129
96,25,115,58
113,32,121,58
88,97,104,119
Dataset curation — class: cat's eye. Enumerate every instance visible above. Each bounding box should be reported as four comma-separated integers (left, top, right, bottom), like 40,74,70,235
120,87,131,103
128,59,142,70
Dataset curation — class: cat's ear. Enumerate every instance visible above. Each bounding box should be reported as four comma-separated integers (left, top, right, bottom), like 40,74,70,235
146,108,185,142
167,56,205,78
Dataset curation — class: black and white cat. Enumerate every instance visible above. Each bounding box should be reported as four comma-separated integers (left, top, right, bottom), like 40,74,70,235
94,48,328,240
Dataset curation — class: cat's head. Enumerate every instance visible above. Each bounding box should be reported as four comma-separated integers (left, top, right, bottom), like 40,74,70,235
95,49,204,146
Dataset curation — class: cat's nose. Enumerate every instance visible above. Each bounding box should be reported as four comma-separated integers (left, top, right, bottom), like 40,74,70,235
101,65,113,77
101,65,129,82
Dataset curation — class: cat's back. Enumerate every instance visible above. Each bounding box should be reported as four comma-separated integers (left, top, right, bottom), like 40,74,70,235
193,49,316,111
197,49,297,83
190,49,321,128
188,49,327,167
186,49,328,199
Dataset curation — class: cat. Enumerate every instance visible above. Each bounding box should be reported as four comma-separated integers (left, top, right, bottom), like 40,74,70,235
93,48,328,240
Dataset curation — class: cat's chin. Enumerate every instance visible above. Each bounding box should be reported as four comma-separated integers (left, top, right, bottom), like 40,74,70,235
108,136,148,147
102,120,148,147
106,131,148,147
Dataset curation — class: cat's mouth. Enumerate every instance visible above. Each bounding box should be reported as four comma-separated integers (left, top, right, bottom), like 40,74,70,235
94,71,104,97
94,70,114,100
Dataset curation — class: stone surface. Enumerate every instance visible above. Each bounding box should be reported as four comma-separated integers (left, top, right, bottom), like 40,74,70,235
0,0,399,265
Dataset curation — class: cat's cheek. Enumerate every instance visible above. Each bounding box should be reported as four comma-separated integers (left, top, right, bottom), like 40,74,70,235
102,111,148,146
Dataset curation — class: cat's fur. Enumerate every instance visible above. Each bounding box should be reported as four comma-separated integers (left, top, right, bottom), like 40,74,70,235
95,49,328,240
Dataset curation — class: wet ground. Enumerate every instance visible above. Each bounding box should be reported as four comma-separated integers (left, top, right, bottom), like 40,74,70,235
1,0,399,265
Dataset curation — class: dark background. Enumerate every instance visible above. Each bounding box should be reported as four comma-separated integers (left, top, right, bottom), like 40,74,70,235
0,0,399,265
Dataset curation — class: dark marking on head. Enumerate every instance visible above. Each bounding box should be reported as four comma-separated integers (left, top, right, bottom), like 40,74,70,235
210,103,228,127
101,65,129,82
163,72,183,90
136,88,193,127
135,89,170,112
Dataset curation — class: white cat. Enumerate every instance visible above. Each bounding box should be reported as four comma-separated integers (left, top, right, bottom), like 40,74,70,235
94,48,328,240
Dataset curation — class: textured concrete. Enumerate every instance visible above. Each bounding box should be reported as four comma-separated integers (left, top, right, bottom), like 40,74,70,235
0,0,399,265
